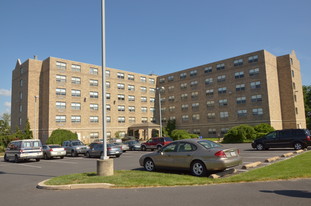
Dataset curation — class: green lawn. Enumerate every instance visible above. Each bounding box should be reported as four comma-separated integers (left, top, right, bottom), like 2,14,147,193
45,151,311,188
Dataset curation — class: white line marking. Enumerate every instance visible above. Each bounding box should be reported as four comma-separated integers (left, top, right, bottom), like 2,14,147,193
18,164,42,168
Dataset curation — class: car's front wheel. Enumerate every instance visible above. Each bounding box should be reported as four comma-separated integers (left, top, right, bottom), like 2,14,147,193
191,161,207,177
293,142,303,150
256,143,264,151
141,145,147,151
144,158,155,172
4,154,8,162
71,150,77,157
85,152,91,158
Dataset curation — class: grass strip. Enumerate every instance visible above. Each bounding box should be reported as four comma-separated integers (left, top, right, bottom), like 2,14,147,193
45,151,311,187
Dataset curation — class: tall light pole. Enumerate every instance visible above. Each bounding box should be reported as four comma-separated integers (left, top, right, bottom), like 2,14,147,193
34,95,39,139
157,87,164,137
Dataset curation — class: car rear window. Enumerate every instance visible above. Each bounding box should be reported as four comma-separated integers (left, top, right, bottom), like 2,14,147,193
198,140,222,149
49,145,61,148
164,137,173,141
23,141,42,148
72,141,84,146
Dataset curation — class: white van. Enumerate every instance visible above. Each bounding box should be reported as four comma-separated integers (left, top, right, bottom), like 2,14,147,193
4,139,43,163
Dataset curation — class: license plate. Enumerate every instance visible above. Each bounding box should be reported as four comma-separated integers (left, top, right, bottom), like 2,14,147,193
230,152,236,156
116,151,119,153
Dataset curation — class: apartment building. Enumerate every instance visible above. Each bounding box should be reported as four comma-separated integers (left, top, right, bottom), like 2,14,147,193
11,49,306,142
155,50,306,137
11,57,157,143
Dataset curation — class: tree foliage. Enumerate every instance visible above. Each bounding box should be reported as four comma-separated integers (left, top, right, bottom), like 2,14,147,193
170,130,199,140
46,129,78,145
303,85,311,129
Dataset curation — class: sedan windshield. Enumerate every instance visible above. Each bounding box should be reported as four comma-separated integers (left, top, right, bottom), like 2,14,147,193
198,140,222,149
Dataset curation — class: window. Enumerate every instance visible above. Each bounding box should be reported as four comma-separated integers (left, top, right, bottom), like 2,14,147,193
56,88,66,96
251,95,262,102
71,64,81,72
168,106,175,112
19,105,23,112
117,83,125,90
128,106,135,112
140,76,146,82
141,96,147,102
193,129,201,135
71,77,81,84
207,113,215,119
191,92,199,99
56,62,66,70
106,81,110,88
117,72,125,79
190,81,198,87
20,79,23,87
190,70,197,77
128,95,135,101
182,115,189,121
106,116,111,123
149,88,155,93
206,101,215,107
234,59,243,66
90,116,99,123
252,108,263,116
236,84,245,91
118,116,125,123
118,105,125,112
90,132,99,139
208,128,216,135
216,63,225,70
219,99,228,106
221,128,229,135
150,97,155,103
56,115,66,123
71,89,81,97
90,67,98,75
118,94,125,101
19,92,23,100
141,107,147,113
129,117,136,123
169,116,176,121
205,78,213,85
149,78,155,84
217,75,226,82
220,112,229,118
218,87,227,94
128,85,135,91
291,70,295,78
204,66,212,73
128,74,135,81
181,104,189,111
89,79,98,86
192,103,199,109
90,104,99,111
250,81,261,89
56,75,66,83
141,117,148,123
168,75,174,82
90,91,98,98
168,86,174,91
71,116,81,123
236,96,246,104
71,102,81,110
20,67,25,74
168,96,175,102
249,68,259,76
192,114,200,120
180,72,187,79
237,110,247,117
106,93,111,100
159,78,165,83
56,102,66,109
235,71,244,79
248,55,258,63
140,86,147,93
180,83,187,89
206,89,214,96
106,104,111,111
105,70,110,77
181,93,188,100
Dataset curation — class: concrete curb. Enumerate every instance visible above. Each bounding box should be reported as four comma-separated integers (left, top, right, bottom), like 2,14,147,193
281,152,294,157
209,168,237,179
37,179,114,190
294,149,304,154
265,156,281,163
242,161,262,169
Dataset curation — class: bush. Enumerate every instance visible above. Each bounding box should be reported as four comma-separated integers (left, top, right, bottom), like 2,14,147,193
46,129,78,145
170,130,198,140
223,125,256,143
254,123,275,134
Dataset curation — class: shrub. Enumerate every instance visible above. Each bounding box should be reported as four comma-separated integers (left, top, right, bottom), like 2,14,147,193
223,125,256,143
254,123,275,134
170,130,198,140
46,129,78,145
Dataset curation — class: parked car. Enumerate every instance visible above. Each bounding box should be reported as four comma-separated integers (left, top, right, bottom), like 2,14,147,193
85,143,123,158
252,129,311,150
4,139,43,163
139,139,242,177
113,142,129,152
124,140,141,151
42,144,66,159
62,140,88,157
141,137,173,151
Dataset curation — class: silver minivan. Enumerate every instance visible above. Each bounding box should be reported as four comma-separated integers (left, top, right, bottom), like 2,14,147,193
4,139,43,163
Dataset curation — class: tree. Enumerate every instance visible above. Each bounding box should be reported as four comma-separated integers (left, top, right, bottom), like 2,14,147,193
165,119,176,137
303,85,311,129
24,119,33,139
46,129,78,145
170,130,199,140
223,125,256,143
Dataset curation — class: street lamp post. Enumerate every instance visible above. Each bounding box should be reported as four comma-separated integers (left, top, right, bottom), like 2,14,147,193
157,87,164,137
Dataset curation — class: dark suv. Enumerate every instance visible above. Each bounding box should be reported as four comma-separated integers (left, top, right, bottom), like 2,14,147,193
141,137,173,151
252,129,311,150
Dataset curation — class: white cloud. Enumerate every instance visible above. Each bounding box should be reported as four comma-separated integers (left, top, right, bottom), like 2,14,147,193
0,89,11,96
4,101,11,108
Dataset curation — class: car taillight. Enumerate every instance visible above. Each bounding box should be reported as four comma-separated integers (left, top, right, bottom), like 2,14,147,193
237,149,240,155
306,136,311,141
107,147,111,151
214,151,227,158
49,149,53,151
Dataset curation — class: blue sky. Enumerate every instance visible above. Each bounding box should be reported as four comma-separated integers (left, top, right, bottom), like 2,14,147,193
1,0,311,116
